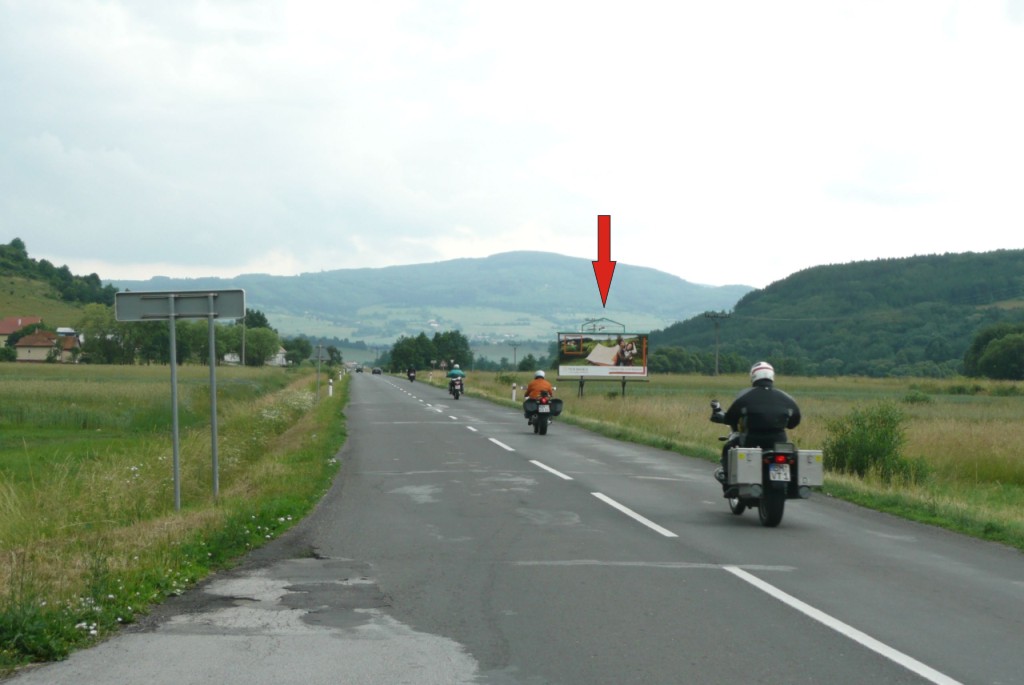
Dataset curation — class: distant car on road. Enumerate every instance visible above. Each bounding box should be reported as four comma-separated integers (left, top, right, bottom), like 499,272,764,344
372,367,382,375
356,367,364,373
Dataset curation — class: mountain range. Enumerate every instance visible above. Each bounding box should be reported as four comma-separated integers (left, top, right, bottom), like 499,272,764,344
110,251,753,344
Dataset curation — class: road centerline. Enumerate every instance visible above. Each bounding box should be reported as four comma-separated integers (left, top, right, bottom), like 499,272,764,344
591,492,678,538
529,460,573,480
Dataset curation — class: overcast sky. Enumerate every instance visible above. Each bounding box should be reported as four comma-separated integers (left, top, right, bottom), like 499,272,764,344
2,1,1023,289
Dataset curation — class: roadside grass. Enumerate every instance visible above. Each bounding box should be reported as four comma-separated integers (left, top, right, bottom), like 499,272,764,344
0,364,348,672
429,371,1024,551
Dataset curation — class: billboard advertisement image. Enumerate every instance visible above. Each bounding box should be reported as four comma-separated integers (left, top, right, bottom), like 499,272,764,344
558,332,648,377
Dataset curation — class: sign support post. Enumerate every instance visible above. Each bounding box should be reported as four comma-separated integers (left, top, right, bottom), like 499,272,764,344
168,296,181,510
116,289,245,511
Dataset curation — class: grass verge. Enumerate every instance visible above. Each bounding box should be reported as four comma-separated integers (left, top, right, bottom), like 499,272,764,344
0,367,349,673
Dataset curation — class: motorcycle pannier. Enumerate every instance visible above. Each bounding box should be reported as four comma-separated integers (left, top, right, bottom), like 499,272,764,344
523,399,563,416
727,447,762,485
797,450,824,487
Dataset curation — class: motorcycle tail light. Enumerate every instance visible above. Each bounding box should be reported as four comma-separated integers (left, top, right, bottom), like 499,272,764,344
773,454,788,464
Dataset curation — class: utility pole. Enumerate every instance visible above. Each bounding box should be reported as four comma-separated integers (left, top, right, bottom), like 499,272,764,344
704,311,731,375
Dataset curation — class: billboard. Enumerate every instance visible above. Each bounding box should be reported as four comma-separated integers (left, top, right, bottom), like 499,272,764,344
558,332,648,378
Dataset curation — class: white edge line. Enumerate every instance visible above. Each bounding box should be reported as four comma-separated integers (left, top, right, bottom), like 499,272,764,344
489,438,515,452
591,492,678,538
449,416,458,420
723,566,963,685
529,460,573,480
466,426,478,432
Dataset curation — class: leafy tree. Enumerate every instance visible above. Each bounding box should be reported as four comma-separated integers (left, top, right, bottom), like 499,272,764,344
432,330,473,369
517,353,538,371
218,324,243,362
245,327,280,367
283,337,313,366
243,308,274,331
389,333,433,371
976,333,1024,380
963,322,1024,377
326,345,343,366
76,304,125,364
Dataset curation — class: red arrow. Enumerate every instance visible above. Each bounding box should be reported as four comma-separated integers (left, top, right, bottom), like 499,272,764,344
592,214,616,307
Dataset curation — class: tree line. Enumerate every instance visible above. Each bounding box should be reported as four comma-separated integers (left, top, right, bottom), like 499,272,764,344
1,304,340,368
1,238,117,306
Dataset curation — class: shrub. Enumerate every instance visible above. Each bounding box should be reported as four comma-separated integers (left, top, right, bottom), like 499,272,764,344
901,390,933,404
823,401,926,483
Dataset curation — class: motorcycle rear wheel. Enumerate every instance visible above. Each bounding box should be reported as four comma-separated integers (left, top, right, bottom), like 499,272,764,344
533,416,540,433
758,489,786,527
537,415,549,435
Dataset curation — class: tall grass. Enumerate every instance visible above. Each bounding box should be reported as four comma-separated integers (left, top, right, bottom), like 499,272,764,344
0,364,347,671
447,371,1024,549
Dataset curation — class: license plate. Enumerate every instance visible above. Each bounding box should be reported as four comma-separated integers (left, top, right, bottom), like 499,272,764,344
769,463,791,481
538,405,550,413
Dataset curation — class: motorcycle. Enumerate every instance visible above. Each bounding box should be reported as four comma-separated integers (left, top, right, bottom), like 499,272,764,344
523,391,563,435
449,376,464,400
408,369,416,382
715,431,823,527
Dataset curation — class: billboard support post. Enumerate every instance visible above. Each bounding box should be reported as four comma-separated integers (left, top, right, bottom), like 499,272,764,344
115,289,245,511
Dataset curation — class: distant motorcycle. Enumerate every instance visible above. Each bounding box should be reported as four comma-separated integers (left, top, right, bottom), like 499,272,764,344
714,429,823,527
449,376,464,400
408,369,416,382
523,391,563,435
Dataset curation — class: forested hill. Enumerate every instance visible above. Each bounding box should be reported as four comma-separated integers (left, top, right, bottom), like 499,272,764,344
0,238,116,305
650,250,1024,377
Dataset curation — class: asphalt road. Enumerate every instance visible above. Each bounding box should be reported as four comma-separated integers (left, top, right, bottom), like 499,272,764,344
9,373,1023,684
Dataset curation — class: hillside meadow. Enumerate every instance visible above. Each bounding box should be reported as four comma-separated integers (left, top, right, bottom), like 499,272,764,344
425,370,1024,550
0,363,347,671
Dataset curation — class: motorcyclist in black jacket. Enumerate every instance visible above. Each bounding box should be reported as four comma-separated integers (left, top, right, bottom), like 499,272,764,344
710,361,801,490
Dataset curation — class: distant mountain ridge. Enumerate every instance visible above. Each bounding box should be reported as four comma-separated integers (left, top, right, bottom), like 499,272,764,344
110,251,754,343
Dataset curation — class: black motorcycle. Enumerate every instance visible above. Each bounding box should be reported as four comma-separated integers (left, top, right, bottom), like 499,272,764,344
449,376,464,400
523,391,563,435
715,431,823,527
408,369,416,382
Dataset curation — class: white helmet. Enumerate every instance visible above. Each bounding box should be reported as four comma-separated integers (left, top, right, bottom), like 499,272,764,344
750,361,775,384
535,370,546,378
453,364,460,369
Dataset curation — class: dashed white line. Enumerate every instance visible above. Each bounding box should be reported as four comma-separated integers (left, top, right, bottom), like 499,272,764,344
489,438,515,452
529,460,573,480
590,492,678,538
466,426,478,432
724,566,963,685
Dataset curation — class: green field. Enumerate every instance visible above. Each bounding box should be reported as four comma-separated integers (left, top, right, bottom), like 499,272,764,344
0,363,347,671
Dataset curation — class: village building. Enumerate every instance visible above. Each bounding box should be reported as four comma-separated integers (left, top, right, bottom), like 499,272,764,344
14,329,81,363
0,316,43,346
